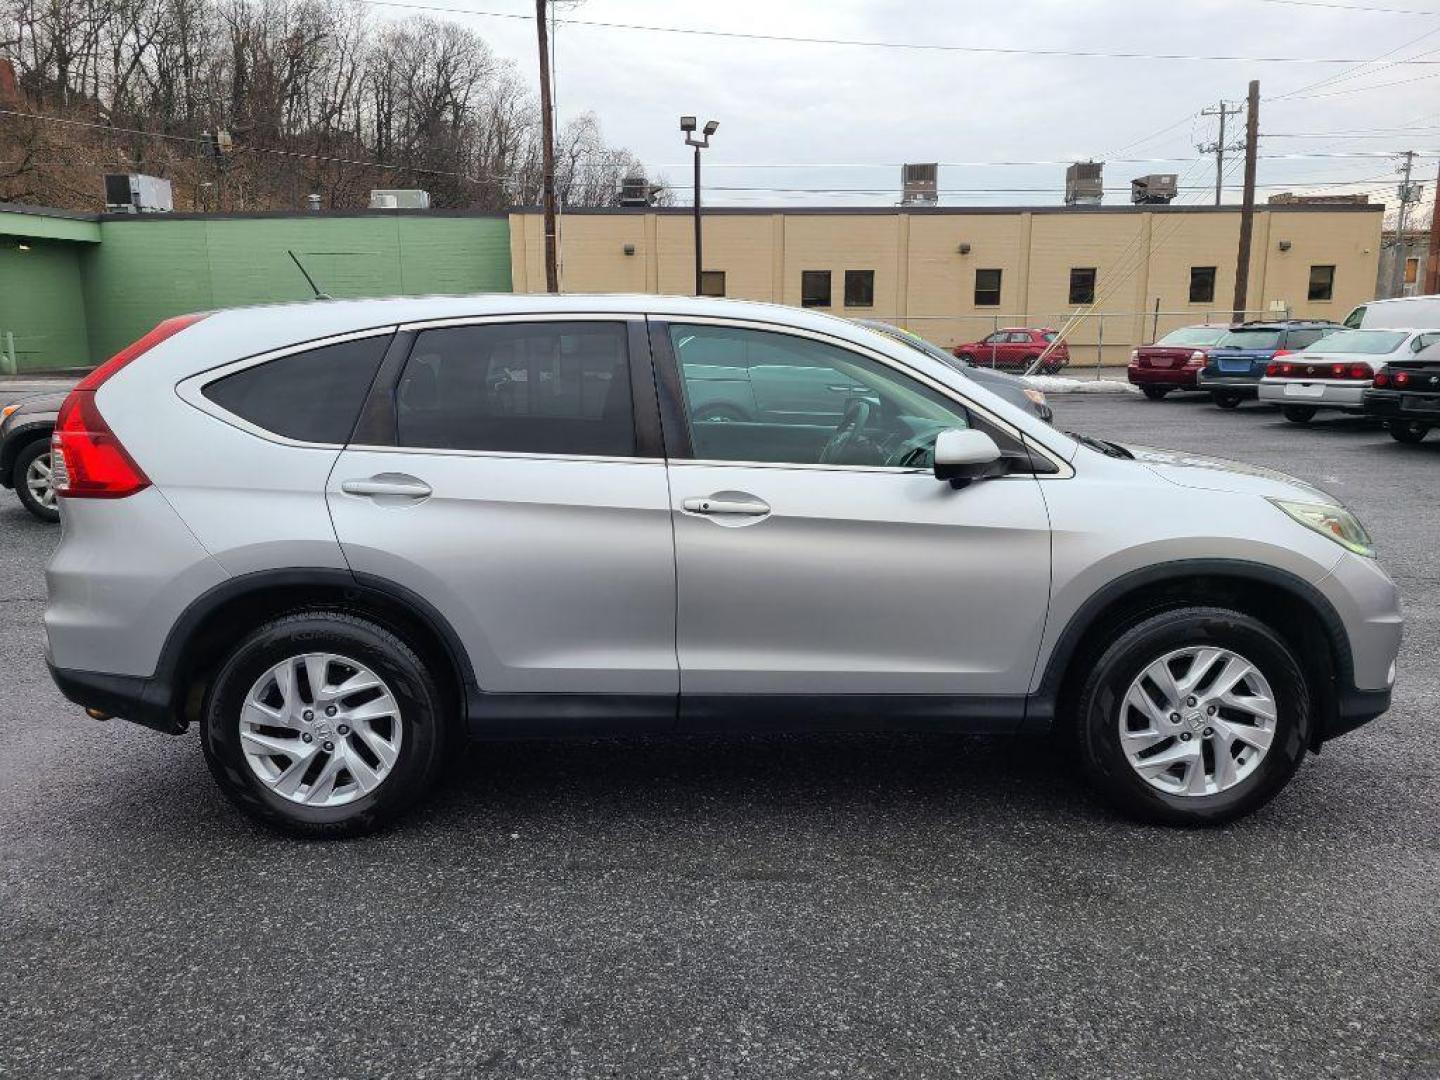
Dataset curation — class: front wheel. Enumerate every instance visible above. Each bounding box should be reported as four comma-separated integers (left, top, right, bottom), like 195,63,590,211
1388,419,1430,444
1282,405,1317,424
1141,386,1170,401
202,610,452,837
1211,390,1244,410
1073,607,1310,826
12,438,60,523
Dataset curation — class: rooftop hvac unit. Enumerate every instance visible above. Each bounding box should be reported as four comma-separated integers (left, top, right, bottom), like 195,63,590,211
1131,173,1178,205
369,189,431,210
1064,161,1103,206
103,173,174,214
901,163,939,207
618,176,653,207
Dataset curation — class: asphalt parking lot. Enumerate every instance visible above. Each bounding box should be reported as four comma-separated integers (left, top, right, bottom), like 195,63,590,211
1,392,1437,1080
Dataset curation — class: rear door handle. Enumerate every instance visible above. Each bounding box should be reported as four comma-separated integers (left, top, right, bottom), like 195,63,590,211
341,474,432,499
682,495,771,516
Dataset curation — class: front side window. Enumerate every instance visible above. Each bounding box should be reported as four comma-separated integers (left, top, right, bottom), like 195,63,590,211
974,268,1002,307
801,270,832,308
203,335,390,444
844,270,875,307
1189,266,1217,304
395,321,635,456
1308,265,1336,302
1069,267,1097,305
670,323,972,468
699,270,726,297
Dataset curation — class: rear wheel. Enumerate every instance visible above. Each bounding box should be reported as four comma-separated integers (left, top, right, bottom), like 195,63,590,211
1282,405,1317,424
1212,390,1244,410
1387,419,1430,443
1073,607,1310,826
955,352,976,365
202,610,452,837
1141,386,1170,401
12,437,59,523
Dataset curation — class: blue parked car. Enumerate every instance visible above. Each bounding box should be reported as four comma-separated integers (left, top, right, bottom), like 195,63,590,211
1199,320,1344,409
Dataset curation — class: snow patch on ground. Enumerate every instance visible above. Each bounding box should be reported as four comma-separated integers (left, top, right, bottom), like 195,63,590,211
1022,375,1139,395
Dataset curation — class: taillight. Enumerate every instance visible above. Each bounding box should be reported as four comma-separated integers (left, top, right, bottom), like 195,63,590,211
52,392,150,498
52,312,206,500
1374,370,1390,387
1395,371,1411,387
1266,363,1280,377
1349,364,1370,380
1331,363,1346,378
1280,362,1294,376
1187,350,1206,365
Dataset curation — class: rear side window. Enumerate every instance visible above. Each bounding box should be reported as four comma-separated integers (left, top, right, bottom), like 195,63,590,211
203,335,389,444
395,321,634,456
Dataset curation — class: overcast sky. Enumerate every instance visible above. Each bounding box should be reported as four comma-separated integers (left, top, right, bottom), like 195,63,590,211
389,0,1439,218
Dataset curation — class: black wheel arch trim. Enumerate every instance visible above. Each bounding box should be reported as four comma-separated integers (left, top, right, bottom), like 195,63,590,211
0,421,55,485
1023,558,1371,744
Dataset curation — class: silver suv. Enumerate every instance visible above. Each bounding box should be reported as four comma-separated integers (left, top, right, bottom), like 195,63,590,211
44,296,1402,836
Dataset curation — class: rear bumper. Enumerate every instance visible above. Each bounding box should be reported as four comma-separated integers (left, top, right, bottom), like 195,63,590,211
1128,365,1201,388
1198,374,1260,395
1257,380,1368,409
1364,388,1440,421
47,659,185,735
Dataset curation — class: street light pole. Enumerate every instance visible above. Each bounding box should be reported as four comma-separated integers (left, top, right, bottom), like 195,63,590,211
681,116,718,296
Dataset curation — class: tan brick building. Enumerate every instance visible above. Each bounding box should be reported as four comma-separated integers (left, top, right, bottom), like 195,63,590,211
509,204,1383,367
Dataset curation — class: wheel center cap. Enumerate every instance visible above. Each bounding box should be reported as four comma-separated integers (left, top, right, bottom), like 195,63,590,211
1186,712,1206,731
314,719,333,741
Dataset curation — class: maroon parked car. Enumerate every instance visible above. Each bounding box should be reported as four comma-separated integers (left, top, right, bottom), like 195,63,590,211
1128,325,1230,400
952,327,1069,373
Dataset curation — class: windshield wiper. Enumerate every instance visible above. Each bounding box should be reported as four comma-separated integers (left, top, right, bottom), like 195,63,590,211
1066,432,1133,459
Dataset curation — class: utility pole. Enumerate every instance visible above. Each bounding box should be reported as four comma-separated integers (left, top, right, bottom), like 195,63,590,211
1231,80,1260,322
1389,150,1420,298
1198,100,1244,206
536,0,559,293
1425,160,1440,295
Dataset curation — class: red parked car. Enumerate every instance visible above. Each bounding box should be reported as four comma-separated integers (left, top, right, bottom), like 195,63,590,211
953,328,1069,373
1128,325,1230,399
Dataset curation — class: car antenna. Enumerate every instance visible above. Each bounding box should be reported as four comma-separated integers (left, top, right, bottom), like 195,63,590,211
287,250,332,300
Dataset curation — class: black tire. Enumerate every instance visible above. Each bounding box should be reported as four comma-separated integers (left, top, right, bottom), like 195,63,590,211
1141,386,1170,401
692,404,748,424
202,610,453,838
955,352,976,366
1211,391,1244,410
1072,607,1311,826
12,437,59,523
1387,419,1430,444
1282,405,1317,424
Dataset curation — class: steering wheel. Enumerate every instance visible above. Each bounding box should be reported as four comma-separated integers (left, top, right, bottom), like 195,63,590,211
819,398,873,464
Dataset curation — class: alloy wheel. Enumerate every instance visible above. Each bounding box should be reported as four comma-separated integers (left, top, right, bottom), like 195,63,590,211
1117,646,1277,797
26,451,56,510
239,652,403,807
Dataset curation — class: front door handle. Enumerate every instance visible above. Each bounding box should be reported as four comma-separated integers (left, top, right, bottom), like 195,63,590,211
682,494,771,517
341,474,432,499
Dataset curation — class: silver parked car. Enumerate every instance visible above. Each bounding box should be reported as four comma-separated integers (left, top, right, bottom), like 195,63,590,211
44,296,1401,836
1257,328,1440,424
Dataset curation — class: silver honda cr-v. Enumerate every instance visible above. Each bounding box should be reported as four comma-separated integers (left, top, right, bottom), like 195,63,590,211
44,296,1402,836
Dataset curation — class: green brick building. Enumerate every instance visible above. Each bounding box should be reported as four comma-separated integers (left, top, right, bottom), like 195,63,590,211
0,204,513,372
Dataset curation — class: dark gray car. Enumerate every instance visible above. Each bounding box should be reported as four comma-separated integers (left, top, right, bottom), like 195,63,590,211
856,320,1053,422
1,390,65,521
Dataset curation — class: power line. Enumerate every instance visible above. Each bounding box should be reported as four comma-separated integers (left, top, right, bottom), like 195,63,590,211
1257,0,1440,13
351,0,1440,64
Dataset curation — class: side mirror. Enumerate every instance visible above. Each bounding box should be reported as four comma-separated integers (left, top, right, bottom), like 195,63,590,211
933,428,1007,487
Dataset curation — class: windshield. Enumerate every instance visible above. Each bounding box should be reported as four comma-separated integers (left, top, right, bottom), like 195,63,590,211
1156,326,1228,348
1301,329,1406,355
1216,328,1282,350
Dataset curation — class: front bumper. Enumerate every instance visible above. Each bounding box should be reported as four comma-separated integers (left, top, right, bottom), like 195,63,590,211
1258,379,1367,410
1364,387,1440,421
1313,551,1403,743
1128,365,1201,388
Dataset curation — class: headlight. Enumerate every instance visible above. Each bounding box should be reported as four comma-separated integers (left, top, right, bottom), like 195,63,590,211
1022,388,1048,408
1270,499,1374,557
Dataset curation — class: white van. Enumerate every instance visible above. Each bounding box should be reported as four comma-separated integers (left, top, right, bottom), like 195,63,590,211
1343,294,1440,330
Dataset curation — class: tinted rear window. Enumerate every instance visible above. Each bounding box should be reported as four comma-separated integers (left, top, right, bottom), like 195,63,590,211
1306,330,1406,355
1157,327,1228,347
203,335,389,444
1216,328,1282,350
395,321,635,456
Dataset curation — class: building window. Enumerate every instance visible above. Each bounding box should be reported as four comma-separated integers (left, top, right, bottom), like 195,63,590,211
1405,257,1419,285
974,268,1002,307
1308,264,1335,302
699,270,726,297
801,270,832,307
844,270,875,307
1069,267,1097,305
1189,266,1216,304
